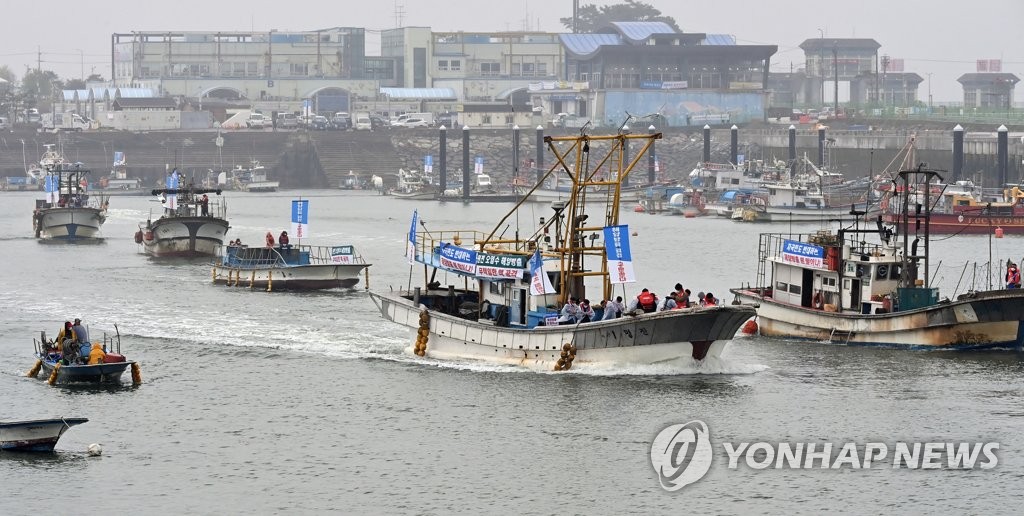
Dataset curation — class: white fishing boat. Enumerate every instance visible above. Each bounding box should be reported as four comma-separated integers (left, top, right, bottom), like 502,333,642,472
730,166,1024,350
731,180,853,222
1,418,88,452
32,158,108,240
135,170,229,257
231,160,279,192
391,168,438,200
212,244,371,290
369,130,756,370
95,151,146,195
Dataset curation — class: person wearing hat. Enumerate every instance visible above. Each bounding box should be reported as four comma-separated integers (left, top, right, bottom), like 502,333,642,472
1007,262,1021,289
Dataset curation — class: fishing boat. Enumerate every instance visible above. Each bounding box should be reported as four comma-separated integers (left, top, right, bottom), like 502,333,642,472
212,244,371,290
730,166,1024,350
391,168,438,200
1,418,88,452
881,179,1024,235
28,326,141,385
136,170,229,257
95,151,147,196
32,156,108,240
231,160,279,192
368,130,756,370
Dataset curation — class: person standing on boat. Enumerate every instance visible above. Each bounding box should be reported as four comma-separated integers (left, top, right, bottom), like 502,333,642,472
1007,263,1021,289
279,230,290,250
72,318,91,361
265,231,275,248
200,194,209,216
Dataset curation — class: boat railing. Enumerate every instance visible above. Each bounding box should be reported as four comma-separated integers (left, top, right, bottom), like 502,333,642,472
217,244,367,268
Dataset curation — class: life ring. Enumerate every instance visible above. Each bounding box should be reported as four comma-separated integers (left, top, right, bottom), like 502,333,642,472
134,230,143,244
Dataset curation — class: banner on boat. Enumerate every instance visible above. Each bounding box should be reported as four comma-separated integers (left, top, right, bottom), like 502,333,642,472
406,209,418,265
529,249,557,295
474,156,484,175
45,174,58,204
424,156,433,174
331,245,355,264
476,252,527,280
604,225,636,284
781,239,824,268
291,200,309,238
113,151,125,166
165,169,179,210
438,242,477,276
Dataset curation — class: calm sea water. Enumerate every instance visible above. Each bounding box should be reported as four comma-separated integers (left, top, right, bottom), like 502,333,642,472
2,189,1023,515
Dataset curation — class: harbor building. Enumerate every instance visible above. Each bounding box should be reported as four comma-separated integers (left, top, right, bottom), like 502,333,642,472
957,73,1019,110
797,38,881,106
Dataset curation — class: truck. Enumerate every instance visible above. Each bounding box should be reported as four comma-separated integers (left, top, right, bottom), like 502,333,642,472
40,112,94,132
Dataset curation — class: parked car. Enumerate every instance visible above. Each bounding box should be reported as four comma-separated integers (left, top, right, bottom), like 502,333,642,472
310,115,330,130
246,113,269,129
277,113,298,129
354,115,372,131
370,115,390,131
330,113,351,130
398,117,429,128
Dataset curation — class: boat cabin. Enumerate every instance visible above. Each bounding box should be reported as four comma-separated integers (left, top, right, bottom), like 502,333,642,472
764,230,936,315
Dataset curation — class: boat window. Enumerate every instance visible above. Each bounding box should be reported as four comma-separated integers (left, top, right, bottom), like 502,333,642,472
776,281,788,292
876,265,890,280
788,284,801,295
889,264,902,280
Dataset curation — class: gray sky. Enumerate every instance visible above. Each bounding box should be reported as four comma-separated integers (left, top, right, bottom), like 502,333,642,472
2,0,1020,102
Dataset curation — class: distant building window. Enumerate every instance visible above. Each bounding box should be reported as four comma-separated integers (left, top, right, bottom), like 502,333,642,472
481,62,500,76
450,60,461,71
482,115,492,124
536,62,546,76
438,60,449,71
290,63,308,76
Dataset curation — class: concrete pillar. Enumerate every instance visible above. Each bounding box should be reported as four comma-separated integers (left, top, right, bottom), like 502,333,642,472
788,124,797,175
462,126,471,201
702,124,711,163
998,124,1008,187
952,124,963,182
730,124,739,165
536,125,544,185
648,125,657,184
817,126,826,167
438,126,447,192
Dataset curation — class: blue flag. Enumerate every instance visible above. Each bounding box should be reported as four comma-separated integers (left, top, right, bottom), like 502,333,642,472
406,209,418,264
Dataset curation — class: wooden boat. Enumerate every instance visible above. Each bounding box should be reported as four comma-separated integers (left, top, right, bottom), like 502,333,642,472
212,244,371,290
0,418,88,452
730,166,1024,350
29,326,140,385
136,172,229,258
369,130,756,370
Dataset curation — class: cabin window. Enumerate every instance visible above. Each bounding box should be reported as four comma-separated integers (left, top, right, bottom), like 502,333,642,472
875,264,890,280
890,264,902,280
776,281,788,292
822,276,837,287
788,284,801,295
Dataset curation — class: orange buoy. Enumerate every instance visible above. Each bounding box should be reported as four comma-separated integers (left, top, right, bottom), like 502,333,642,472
741,319,758,335
995,227,1004,238
684,212,696,218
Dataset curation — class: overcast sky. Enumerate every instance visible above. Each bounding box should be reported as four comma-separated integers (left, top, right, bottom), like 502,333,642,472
2,0,1020,102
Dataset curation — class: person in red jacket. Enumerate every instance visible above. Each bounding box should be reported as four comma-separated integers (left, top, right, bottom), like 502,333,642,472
636,288,658,313
1007,263,1021,289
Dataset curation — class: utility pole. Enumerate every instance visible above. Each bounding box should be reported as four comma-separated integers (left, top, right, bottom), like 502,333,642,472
926,72,933,112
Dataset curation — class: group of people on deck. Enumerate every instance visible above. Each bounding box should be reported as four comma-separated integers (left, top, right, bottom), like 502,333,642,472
555,283,717,324
53,318,100,364
265,230,291,250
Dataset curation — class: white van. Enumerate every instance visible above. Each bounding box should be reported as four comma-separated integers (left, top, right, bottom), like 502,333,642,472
354,115,372,131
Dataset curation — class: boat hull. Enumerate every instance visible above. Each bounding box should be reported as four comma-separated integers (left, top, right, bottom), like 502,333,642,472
0,418,88,452
36,207,105,240
212,263,369,290
733,206,853,223
143,217,229,257
883,213,1024,235
731,288,1024,349
370,291,756,368
39,360,132,384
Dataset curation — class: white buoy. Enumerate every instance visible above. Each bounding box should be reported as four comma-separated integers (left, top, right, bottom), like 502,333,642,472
87,443,103,456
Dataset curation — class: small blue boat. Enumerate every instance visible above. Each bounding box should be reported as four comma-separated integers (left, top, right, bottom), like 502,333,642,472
29,325,139,386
